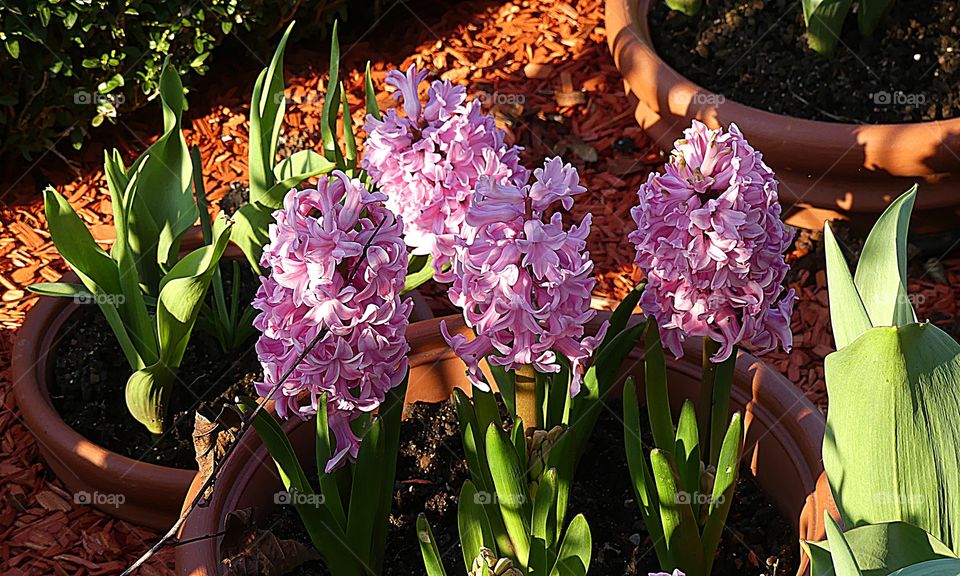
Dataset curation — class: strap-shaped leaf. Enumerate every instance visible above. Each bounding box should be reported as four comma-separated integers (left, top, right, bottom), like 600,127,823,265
249,21,294,204
853,186,918,327
858,0,894,36
127,60,197,274
824,323,960,555
28,282,89,298
824,512,865,576
601,281,645,351
315,397,346,529
533,469,559,548
229,201,274,272
341,82,357,171
623,377,667,564
673,400,701,518
701,412,743,565
889,559,960,576
273,149,335,182
644,321,674,452
803,0,854,55
824,222,872,350
417,514,449,576
364,61,380,120
320,22,343,164
804,521,957,576
707,349,737,468
549,513,591,576
486,423,533,568
371,374,407,572
459,481,496,571
346,417,383,567
651,449,704,575
156,218,232,367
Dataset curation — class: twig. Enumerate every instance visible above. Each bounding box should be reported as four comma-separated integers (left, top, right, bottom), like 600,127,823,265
121,217,387,575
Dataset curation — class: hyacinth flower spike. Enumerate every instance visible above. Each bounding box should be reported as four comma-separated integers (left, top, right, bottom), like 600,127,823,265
625,120,794,576
240,172,412,576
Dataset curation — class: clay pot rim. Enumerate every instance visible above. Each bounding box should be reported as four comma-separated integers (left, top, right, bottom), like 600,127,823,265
605,0,960,177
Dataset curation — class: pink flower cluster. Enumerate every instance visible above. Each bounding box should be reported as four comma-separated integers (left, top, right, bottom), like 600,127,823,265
629,120,795,362
442,157,607,396
362,65,527,281
252,171,411,471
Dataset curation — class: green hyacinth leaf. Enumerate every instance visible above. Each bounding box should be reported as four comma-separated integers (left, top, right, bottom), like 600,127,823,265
804,521,956,576
824,222,872,349
824,323,960,555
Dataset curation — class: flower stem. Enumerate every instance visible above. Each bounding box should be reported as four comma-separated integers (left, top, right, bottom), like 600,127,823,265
515,364,539,431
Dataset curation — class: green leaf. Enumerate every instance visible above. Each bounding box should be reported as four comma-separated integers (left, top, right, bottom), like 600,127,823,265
549,513,591,576
824,512,865,576
853,186,917,327
248,21,294,205
673,400,701,516
651,449,704,575
5,39,20,59
155,218,231,367
346,418,383,566
125,362,174,434
320,22,343,164
803,0,854,55
805,521,957,576
417,514,448,576
701,412,743,566
890,559,960,576
824,222,872,349
858,0,894,36
665,0,702,16
262,166,338,208
623,377,668,565
404,253,435,294
341,82,357,171
229,201,274,272
126,60,197,278
533,469,559,548
459,481,495,571
824,323,960,555
27,282,89,299
315,398,346,529
272,149,335,183
602,282,645,351
644,321,674,452
364,61,380,120
486,423,532,568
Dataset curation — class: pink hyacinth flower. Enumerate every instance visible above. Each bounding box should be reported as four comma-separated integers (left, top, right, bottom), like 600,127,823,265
629,120,795,363
252,171,411,472
442,157,607,396
362,64,528,281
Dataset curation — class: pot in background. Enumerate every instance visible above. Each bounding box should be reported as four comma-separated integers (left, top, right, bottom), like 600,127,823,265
605,0,960,232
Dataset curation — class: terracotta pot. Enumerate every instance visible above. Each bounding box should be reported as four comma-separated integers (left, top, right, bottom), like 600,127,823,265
10,232,434,530
176,313,826,576
605,0,960,232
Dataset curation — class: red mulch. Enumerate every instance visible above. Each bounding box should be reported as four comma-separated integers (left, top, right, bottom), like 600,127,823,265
1,0,959,574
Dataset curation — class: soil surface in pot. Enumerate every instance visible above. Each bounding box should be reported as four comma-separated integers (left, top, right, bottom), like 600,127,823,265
649,0,960,124
263,401,797,575
49,264,262,468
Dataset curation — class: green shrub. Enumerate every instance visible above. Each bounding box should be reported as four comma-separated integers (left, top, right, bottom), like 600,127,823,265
0,0,355,160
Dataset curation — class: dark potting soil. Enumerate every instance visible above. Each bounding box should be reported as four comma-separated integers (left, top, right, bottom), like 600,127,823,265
48,263,262,468
264,401,797,576
649,0,960,124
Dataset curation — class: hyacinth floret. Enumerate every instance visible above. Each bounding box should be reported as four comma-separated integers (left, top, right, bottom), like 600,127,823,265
252,171,411,471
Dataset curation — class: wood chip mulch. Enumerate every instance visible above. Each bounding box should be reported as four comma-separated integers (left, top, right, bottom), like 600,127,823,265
1,0,959,573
